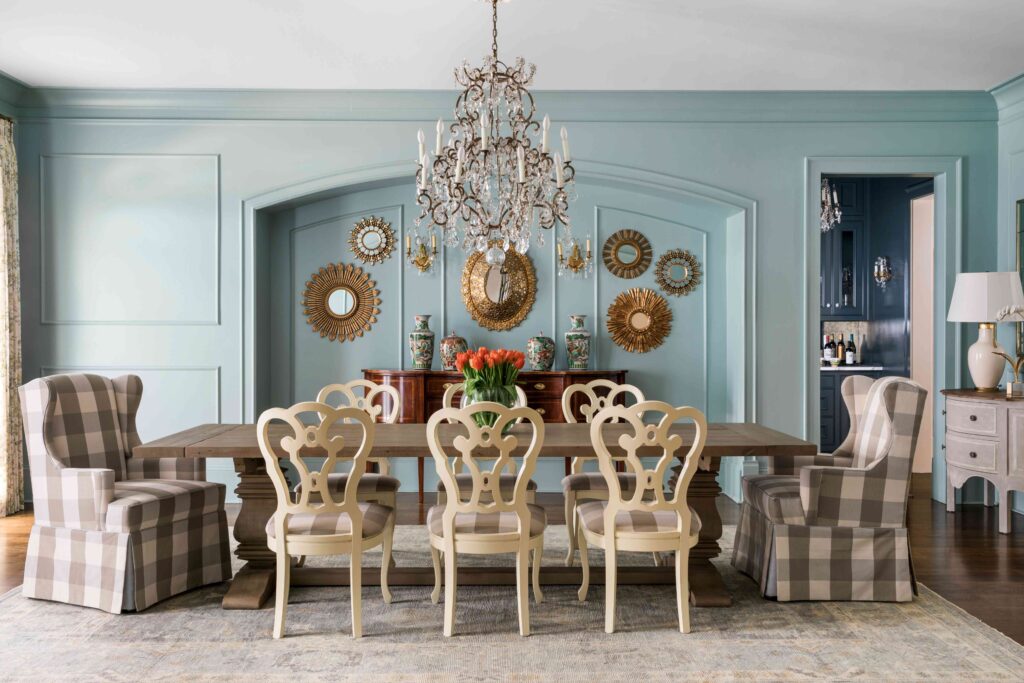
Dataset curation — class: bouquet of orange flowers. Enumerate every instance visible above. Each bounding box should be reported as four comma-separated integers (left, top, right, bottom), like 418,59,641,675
455,347,526,428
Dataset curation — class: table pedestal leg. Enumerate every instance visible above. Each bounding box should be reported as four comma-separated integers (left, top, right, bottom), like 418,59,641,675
222,458,277,609
685,457,732,607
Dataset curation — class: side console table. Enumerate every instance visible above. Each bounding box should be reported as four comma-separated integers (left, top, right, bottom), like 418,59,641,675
363,368,628,498
941,389,1023,533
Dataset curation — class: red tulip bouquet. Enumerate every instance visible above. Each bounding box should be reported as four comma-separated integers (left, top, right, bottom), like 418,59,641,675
455,347,526,431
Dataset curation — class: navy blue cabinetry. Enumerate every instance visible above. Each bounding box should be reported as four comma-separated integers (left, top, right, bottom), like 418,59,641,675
821,179,868,321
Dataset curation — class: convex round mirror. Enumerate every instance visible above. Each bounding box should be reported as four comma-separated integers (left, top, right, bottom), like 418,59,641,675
602,229,652,279
655,248,702,297
349,216,396,265
327,287,355,317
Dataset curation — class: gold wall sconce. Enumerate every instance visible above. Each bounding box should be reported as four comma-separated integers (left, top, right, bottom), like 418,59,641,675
407,233,438,274
557,236,593,278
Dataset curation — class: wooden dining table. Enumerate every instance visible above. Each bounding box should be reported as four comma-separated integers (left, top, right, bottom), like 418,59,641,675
134,421,816,610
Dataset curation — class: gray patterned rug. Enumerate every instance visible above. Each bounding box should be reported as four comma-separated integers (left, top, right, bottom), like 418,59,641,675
2,525,1023,682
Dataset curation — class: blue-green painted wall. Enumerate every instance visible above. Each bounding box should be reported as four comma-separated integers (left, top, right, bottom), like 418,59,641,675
3,82,1004,502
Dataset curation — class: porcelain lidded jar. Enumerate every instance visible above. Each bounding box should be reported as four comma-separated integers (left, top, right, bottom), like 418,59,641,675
408,314,435,369
439,330,468,371
564,314,591,370
526,331,555,371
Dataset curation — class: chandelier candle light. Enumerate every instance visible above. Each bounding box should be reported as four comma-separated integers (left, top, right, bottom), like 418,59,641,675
413,0,580,274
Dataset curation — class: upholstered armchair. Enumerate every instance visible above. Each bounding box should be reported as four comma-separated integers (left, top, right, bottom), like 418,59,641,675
732,376,927,602
19,373,231,613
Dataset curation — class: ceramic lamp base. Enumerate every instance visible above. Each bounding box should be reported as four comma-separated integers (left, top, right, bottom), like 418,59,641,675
967,323,1006,392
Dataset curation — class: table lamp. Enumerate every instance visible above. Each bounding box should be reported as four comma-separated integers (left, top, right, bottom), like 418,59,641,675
947,271,1024,391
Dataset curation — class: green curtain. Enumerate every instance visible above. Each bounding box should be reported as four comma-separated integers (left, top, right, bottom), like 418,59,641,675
0,118,22,517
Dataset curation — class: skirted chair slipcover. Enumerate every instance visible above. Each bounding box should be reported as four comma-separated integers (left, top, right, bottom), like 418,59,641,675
732,375,927,602
19,374,231,613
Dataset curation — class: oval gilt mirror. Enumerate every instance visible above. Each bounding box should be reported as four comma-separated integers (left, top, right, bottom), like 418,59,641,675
603,229,652,279
655,248,702,296
461,246,537,331
302,263,381,342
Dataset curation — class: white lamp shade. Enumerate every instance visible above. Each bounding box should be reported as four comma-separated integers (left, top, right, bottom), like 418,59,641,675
947,271,1024,323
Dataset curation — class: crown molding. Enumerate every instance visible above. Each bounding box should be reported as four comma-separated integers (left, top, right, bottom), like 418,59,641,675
8,87,998,124
990,72,1024,126
0,70,28,119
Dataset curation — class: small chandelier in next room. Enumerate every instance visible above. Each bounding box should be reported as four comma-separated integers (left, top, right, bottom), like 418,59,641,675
413,0,580,273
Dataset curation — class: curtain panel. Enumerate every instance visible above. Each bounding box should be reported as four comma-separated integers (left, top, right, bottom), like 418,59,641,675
0,118,23,516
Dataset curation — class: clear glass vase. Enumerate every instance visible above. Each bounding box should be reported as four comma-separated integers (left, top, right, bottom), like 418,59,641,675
461,384,518,434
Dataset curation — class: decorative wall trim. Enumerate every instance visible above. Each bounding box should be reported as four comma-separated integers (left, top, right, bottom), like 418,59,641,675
8,88,998,124
803,156,963,504
38,153,222,325
0,71,26,119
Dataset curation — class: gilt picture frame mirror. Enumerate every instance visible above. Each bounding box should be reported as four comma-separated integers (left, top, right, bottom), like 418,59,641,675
302,262,381,342
461,245,537,331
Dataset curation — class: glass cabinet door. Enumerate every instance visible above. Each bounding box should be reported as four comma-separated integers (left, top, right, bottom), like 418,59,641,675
831,219,866,319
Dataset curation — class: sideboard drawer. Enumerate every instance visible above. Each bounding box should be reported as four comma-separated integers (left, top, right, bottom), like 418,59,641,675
946,399,999,437
425,375,462,397
945,433,999,474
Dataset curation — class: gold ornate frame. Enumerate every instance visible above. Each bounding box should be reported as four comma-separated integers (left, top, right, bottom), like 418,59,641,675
606,287,673,353
302,262,381,342
461,246,537,331
349,216,396,265
602,229,652,279
655,249,702,296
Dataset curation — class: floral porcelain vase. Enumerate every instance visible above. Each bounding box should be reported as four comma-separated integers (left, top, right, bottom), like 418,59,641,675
526,332,555,371
439,330,468,370
564,314,591,370
408,314,435,369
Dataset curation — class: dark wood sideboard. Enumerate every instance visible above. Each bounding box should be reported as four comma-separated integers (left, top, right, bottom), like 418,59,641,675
362,368,628,497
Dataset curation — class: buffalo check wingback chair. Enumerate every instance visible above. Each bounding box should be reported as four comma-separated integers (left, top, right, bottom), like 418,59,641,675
732,375,927,602
19,373,231,613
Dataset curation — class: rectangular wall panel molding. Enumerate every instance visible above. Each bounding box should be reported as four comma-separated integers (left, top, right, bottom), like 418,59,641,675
40,153,220,325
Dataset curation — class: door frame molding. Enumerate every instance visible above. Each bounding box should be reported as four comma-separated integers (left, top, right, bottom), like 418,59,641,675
803,156,963,503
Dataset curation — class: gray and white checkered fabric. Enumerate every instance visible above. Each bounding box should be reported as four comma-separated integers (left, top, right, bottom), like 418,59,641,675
561,471,638,492
426,503,547,537
732,376,926,602
266,502,393,539
576,500,701,535
19,373,231,613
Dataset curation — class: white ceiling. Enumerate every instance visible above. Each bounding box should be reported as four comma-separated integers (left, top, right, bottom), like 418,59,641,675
1,0,1022,91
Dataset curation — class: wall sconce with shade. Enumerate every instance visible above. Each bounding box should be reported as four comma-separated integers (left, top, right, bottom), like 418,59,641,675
946,271,1024,391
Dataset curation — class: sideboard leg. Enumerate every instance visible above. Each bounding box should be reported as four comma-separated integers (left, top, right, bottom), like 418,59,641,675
223,457,277,609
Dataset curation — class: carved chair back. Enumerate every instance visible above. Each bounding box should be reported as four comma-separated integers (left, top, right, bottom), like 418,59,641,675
590,401,707,536
562,379,645,472
440,382,528,475
317,380,399,473
257,402,375,540
427,402,544,524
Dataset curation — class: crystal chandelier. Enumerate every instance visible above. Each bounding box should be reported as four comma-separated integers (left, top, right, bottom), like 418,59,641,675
820,178,842,233
413,0,578,271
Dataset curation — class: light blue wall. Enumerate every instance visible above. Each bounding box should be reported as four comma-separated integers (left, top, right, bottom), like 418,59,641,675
4,84,1002,503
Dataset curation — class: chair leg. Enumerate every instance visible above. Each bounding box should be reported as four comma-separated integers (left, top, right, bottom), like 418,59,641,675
429,544,442,604
576,520,590,602
381,516,394,604
532,545,544,604
605,541,617,634
516,540,531,637
294,555,306,568
272,549,290,639
443,545,457,637
350,544,363,639
563,490,576,566
676,546,691,634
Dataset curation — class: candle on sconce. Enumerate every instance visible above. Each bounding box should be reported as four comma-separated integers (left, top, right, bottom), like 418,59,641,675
554,153,564,187
557,242,563,260
541,115,550,153
516,145,525,183
480,112,489,150
585,238,591,254
435,119,444,155
417,129,425,164
406,235,411,252
431,233,437,251
560,127,571,162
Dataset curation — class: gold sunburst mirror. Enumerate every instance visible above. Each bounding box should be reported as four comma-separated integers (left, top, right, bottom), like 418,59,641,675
302,262,381,342
461,245,537,331
603,229,652,279
607,287,673,353
655,249,702,296
349,216,396,265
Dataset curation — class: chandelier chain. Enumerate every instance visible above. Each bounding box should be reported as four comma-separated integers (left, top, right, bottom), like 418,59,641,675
491,0,499,60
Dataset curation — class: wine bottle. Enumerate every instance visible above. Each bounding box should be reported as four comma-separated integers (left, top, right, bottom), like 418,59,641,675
825,335,836,362
836,335,846,366
846,333,857,365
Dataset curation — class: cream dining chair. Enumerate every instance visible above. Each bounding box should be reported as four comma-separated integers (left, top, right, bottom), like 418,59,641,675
576,401,706,633
436,382,535,505
257,401,396,639
426,401,546,637
560,380,646,565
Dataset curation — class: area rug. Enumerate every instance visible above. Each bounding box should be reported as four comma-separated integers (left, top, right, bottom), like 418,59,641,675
1,525,1023,682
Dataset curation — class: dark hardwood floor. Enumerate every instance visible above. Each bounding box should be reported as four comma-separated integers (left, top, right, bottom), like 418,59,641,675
1,475,1021,644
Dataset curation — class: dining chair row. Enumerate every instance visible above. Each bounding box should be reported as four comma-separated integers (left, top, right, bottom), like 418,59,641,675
256,378,706,639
